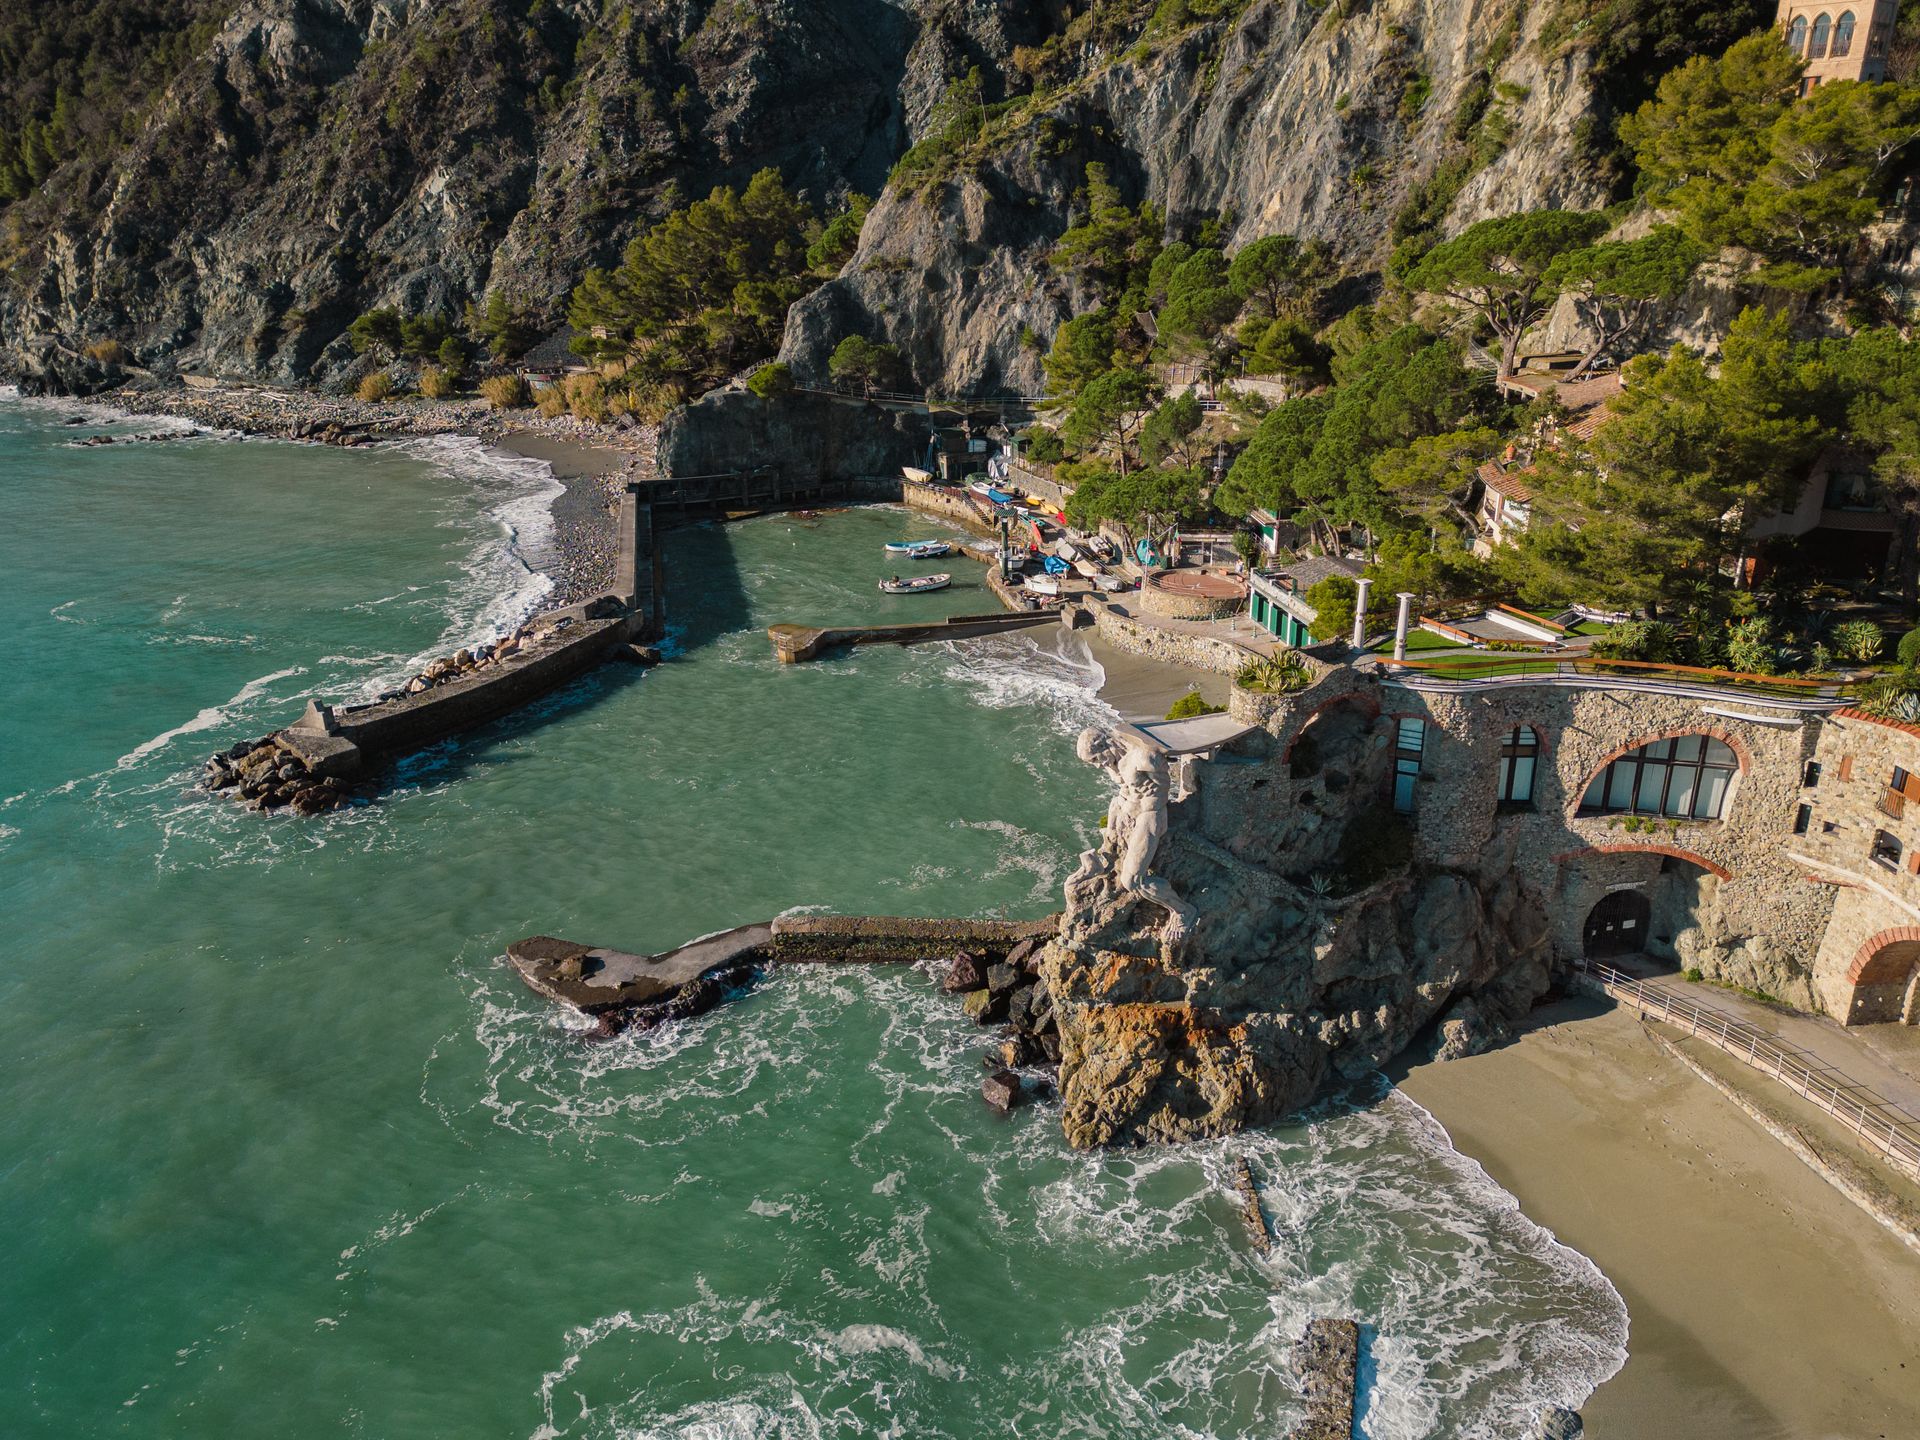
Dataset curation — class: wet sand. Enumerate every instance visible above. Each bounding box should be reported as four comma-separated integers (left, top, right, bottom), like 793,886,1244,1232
1396,998,1920,1438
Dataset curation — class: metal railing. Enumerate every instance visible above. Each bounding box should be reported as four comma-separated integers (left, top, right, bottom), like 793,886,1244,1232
1380,655,1858,708
1579,961,1920,1181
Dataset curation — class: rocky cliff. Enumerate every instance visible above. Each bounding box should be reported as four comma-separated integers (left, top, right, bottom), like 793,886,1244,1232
2,0,1633,395
779,0,1615,396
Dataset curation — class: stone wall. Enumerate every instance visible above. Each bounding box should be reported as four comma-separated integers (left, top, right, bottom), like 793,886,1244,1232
1163,664,1918,1027
1085,599,1258,675
658,388,928,487
1798,710,1920,1020
901,478,999,536
1137,575,1246,621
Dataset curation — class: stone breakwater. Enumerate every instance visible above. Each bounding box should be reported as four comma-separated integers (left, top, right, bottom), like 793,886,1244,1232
508,915,1060,1046
205,608,647,814
201,735,371,815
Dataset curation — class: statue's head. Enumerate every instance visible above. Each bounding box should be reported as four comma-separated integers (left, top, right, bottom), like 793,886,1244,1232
1076,727,1125,769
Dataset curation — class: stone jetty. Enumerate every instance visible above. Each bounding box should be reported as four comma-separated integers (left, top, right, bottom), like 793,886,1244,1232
508,914,1058,1038
1286,1318,1360,1440
205,486,662,813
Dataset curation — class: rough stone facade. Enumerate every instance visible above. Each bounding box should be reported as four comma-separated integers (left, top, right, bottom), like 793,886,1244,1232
1797,710,1920,1022
1046,664,1920,1146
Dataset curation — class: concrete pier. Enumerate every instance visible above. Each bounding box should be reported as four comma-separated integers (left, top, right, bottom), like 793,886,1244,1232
768,610,1058,663
508,913,1059,1023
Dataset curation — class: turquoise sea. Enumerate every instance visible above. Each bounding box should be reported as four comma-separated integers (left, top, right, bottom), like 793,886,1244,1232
0,393,1627,1437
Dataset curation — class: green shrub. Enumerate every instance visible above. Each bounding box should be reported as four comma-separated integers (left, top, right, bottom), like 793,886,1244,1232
479,374,531,410
1235,651,1312,693
356,371,393,403
1590,619,1677,663
1898,627,1920,668
1833,619,1885,663
747,362,795,399
1166,691,1224,720
1021,427,1066,464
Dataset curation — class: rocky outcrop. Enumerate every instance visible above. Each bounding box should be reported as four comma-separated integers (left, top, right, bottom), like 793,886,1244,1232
657,387,928,486
1046,706,1554,1149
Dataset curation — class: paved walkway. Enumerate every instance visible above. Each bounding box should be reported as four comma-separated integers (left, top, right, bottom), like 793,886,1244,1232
1618,965,1920,1123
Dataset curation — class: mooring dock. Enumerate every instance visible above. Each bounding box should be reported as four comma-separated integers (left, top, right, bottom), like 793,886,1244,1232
767,610,1060,663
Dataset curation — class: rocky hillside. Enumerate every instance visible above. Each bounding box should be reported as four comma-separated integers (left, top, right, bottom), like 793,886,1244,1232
0,0,1757,394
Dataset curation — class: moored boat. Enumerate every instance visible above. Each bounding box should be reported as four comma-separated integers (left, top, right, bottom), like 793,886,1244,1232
879,573,953,595
884,540,953,558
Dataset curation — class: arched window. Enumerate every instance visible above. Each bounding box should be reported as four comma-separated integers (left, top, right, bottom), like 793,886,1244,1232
1810,12,1832,59
1498,726,1539,805
1580,736,1739,821
1834,10,1856,56
1789,15,1809,53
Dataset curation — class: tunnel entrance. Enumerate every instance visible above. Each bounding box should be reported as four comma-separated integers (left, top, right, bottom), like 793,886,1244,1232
1583,889,1653,961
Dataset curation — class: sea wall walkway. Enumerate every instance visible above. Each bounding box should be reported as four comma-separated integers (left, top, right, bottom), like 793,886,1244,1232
1578,961,1920,1183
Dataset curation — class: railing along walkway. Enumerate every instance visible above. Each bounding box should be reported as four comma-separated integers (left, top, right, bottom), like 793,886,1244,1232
1579,961,1920,1182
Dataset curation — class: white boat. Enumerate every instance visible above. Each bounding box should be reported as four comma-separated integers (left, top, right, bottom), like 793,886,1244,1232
879,573,952,595
1022,574,1063,597
902,466,934,484
884,540,952,558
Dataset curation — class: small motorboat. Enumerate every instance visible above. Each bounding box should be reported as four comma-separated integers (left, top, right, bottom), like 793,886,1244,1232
879,573,952,595
884,539,953,558
967,479,997,497
1023,574,1063,597
902,466,934,484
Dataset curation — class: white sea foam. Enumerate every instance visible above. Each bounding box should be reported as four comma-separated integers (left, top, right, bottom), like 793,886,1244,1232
340,435,564,699
116,665,306,768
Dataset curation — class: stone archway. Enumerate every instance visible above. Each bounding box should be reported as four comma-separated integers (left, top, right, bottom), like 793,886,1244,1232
1583,889,1653,960
1846,929,1920,1025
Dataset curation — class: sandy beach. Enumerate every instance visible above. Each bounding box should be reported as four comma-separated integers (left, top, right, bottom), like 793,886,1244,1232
1085,631,1231,720
1397,998,1920,1438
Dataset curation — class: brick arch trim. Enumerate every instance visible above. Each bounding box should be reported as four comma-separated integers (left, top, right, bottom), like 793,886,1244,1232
1846,926,1920,985
1280,690,1382,762
1583,725,1754,778
1551,843,1733,880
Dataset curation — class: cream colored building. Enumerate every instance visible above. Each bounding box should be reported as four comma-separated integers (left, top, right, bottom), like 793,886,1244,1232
1778,2,1901,90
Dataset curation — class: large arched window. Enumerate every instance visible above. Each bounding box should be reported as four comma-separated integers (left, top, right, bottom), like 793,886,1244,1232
1498,726,1539,805
1810,12,1832,58
1580,735,1739,821
1788,15,1809,53
1834,10,1856,55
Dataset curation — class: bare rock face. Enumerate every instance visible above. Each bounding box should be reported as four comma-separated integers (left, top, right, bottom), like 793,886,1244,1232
1046,708,1553,1149
780,0,1614,398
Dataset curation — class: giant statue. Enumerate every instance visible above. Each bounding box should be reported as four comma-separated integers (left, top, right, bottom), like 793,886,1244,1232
1066,726,1195,951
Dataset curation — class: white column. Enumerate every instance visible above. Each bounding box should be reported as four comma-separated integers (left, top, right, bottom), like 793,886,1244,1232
1352,577,1372,650
1392,592,1415,662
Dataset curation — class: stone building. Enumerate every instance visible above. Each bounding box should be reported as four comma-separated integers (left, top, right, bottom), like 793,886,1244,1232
1778,3,1902,91
1220,661,1920,1029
